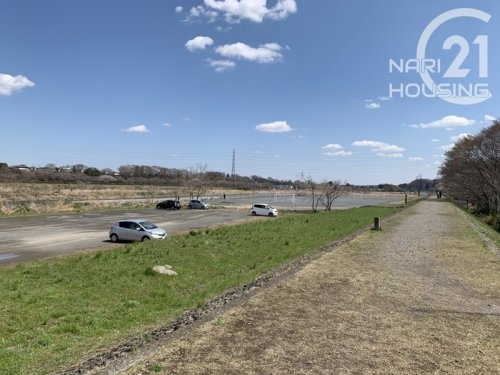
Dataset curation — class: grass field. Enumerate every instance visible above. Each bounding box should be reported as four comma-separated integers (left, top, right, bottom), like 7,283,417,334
0,206,401,374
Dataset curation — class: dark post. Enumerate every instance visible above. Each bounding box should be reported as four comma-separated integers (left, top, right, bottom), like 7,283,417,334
373,217,381,230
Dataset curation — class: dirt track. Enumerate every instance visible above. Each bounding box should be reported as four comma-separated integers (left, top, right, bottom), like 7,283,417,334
75,199,500,374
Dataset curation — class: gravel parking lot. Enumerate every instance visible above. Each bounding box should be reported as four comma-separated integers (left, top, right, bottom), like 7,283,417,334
0,193,405,266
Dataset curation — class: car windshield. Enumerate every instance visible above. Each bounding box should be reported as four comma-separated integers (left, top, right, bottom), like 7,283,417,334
139,221,157,230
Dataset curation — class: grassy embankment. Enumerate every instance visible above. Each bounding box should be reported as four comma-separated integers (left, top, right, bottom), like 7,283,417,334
0,205,403,374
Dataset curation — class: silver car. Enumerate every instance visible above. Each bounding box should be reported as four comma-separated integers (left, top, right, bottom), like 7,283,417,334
109,219,167,242
188,200,209,209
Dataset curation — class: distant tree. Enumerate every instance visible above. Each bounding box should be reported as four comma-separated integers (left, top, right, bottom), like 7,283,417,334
84,167,101,177
72,164,86,173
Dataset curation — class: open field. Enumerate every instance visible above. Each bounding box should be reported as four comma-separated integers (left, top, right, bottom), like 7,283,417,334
0,182,411,215
0,205,401,375
0,183,192,214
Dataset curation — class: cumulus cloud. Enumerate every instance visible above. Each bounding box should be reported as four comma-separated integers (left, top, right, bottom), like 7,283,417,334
124,125,150,133
484,114,497,122
215,42,284,63
0,73,35,96
188,5,218,23
185,36,214,52
207,59,235,72
321,143,352,156
256,120,292,133
201,0,297,23
412,115,476,129
175,6,183,13
352,140,405,158
365,102,380,110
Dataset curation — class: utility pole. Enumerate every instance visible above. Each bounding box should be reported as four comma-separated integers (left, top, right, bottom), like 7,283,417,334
231,149,236,182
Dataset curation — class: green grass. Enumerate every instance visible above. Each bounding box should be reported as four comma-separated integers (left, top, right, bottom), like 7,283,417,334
0,206,400,374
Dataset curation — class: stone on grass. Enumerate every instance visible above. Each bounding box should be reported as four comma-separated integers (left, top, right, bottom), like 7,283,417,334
153,265,177,276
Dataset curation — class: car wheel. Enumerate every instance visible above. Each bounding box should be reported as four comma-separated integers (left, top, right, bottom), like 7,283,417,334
110,234,119,243
251,211,257,216
142,236,151,242
268,212,274,217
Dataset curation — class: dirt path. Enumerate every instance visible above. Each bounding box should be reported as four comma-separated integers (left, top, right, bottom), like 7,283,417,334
94,199,500,374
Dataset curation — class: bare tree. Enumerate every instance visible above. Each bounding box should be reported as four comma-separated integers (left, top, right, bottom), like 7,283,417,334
186,163,208,199
319,180,350,211
297,172,322,212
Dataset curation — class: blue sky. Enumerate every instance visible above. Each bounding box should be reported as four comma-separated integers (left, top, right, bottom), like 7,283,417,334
1,0,499,185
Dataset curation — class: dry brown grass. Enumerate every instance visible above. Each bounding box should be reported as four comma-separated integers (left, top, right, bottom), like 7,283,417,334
120,201,500,375
0,183,242,215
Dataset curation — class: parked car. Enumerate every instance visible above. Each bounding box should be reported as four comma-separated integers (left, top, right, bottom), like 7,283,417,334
251,203,278,217
156,200,181,210
188,199,209,209
109,219,167,242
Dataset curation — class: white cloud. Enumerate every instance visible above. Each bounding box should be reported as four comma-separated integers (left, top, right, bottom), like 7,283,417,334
0,73,35,96
409,157,424,161
163,122,173,127
431,138,440,143
185,36,214,52
324,150,352,157
484,114,497,122
365,102,380,110
322,143,351,156
322,143,343,151
352,140,405,156
175,6,183,13
188,6,218,23
412,115,476,129
202,0,297,23
207,59,236,72
334,150,353,156
376,152,404,158
124,125,150,133
351,140,386,149
451,133,471,142
256,120,292,133
215,42,283,63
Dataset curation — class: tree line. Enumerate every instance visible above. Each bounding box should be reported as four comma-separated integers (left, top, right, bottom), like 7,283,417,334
439,120,500,230
0,161,437,195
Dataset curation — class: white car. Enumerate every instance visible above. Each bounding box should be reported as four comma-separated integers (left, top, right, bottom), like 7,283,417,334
109,219,167,242
251,203,278,217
